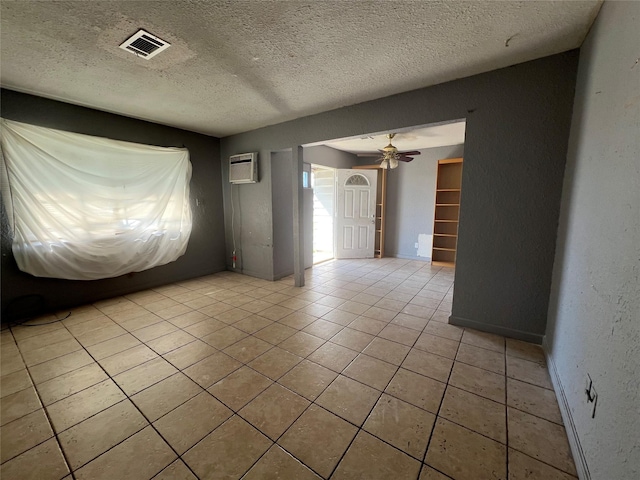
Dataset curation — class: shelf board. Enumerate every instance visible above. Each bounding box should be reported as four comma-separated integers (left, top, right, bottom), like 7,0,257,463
432,260,455,267
438,157,463,165
432,247,456,252
434,219,459,223
434,233,457,237
435,203,460,207
436,188,461,192
375,230,382,233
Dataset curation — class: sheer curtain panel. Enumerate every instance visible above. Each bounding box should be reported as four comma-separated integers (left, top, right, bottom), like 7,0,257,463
0,119,192,280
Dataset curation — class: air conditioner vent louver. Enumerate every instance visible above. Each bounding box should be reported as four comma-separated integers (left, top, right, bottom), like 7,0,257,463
119,29,170,60
229,153,258,184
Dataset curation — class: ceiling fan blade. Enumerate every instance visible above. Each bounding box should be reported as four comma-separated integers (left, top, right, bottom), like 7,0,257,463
398,156,414,162
399,151,421,156
357,153,380,157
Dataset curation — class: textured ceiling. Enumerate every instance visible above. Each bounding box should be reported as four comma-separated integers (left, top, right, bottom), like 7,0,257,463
1,1,601,137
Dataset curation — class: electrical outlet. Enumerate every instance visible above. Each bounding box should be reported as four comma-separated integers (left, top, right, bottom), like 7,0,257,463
415,243,419,249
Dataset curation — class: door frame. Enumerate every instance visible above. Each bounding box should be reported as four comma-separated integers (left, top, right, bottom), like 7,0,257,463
354,164,387,258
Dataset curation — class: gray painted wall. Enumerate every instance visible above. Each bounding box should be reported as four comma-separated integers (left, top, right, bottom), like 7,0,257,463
226,149,274,279
271,150,294,279
384,145,464,259
545,2,640,479
223,144,356,279
221,51,578,341
0,89,225,315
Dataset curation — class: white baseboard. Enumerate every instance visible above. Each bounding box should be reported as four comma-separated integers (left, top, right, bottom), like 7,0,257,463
543,338,591,480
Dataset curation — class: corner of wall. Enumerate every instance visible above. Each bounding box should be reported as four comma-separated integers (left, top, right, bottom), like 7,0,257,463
543,337,591,480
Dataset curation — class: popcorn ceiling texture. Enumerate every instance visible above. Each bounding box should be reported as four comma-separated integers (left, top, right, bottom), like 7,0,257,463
1,0,600,136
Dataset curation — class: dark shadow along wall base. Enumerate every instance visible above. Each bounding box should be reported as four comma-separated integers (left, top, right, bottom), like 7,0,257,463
1,89,226,317
221,51,579,342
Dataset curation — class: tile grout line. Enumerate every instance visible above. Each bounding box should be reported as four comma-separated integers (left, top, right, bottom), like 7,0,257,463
227,274,442,479
88,303,325,430
5,260,570,479
51,289,287,387
54,319,204,480
170,307,338,476
322,299,437,480
20,321,557,467
35,323,145,467
147,281,339,478
419,315,464,480
7,326,76,480
198,263,454,478
14,300,226,468
114,302,334,478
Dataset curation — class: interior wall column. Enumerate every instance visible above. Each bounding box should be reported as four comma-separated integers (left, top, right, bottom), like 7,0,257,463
292,145,305,287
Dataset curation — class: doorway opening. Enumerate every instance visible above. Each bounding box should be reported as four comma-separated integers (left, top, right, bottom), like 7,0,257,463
305,120,466,268
311,164,335,264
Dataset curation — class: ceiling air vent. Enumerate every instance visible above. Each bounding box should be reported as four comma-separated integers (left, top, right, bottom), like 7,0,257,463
119,29,170,59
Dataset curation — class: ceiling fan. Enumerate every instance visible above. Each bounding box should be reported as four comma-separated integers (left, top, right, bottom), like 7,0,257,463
357,133,421,169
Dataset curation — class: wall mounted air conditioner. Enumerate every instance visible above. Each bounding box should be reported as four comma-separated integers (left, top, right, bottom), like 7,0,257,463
229,152,258,184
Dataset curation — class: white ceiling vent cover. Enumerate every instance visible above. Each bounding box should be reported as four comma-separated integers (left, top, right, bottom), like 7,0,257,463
119,29,171,59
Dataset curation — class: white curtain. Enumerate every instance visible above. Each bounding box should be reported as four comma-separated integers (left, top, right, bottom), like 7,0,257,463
0,119,192,280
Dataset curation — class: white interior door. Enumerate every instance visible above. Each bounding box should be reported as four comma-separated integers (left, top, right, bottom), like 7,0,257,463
335,169,378,259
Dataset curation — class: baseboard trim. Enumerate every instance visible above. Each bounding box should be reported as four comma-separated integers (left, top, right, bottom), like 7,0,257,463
448,315,544,344
543,339,590,480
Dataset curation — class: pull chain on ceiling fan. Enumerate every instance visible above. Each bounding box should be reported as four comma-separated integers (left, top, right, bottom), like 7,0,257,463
357,133,421,169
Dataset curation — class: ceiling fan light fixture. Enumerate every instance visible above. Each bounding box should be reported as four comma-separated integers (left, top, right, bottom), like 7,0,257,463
381,149,400,169
383,144,398,154
375,132,420,169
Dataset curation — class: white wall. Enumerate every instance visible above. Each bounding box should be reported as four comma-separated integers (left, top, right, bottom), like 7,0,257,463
545,2,640,479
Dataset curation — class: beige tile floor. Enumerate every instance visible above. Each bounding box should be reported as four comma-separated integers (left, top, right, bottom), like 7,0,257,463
0,258,578,480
